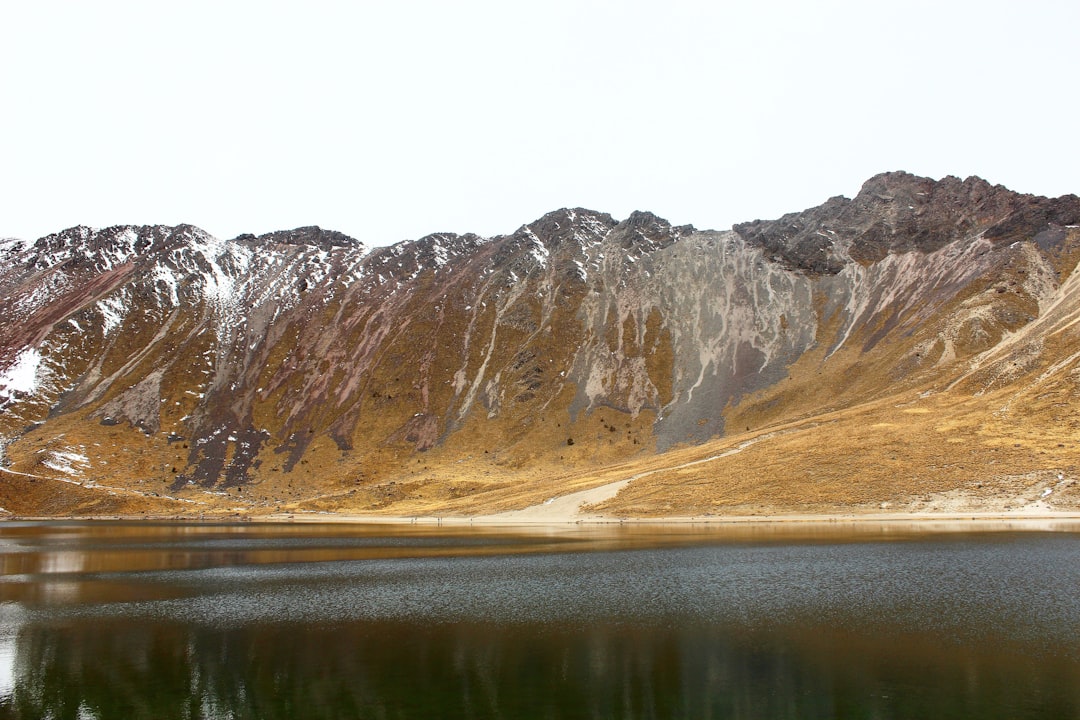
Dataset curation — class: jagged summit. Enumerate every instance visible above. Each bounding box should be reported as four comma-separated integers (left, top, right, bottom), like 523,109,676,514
734,171,1080,272
515,208,616,251
18,224,208,272
234,226,361,249
2,172,1080,519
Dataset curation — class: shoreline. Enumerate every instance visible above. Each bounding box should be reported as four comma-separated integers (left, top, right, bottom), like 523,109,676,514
6,509,1080,532
259,509,1080,529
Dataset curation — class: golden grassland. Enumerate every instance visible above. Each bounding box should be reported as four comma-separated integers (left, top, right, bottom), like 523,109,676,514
4,371,1078,522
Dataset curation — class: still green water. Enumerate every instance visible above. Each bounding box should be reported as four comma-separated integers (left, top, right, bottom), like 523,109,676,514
0,521,1078,719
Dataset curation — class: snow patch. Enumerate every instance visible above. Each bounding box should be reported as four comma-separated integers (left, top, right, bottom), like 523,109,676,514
430,239,450,268
96,293,127,335
0,347,43,397
151,264,180,306
40,449,90,477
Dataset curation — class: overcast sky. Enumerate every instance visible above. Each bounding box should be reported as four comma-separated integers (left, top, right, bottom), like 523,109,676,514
2,0,1077,246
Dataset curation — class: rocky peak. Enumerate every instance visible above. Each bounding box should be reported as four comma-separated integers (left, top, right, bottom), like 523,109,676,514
357,232,484,284
612,211,693,252
983,191,1080,245
234,226,360,250
522,208,617,249
844,172,1080,261
23,225,204,272
32,225,95,250
735,171,1080,272
732,199,849,274
410,232,486,270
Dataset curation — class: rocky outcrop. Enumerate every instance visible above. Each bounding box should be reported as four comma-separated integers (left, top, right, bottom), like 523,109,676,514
734,171,1080,272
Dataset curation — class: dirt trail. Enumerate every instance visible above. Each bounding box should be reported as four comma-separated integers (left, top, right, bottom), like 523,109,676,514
482,431,786,522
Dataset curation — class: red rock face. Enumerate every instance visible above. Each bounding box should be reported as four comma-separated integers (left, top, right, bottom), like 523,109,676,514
1,173,1078,513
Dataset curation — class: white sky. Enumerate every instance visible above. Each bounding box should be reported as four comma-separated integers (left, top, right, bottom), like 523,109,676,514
2,0,1077,246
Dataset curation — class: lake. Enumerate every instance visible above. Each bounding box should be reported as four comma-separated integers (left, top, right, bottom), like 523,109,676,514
0,519,1078,719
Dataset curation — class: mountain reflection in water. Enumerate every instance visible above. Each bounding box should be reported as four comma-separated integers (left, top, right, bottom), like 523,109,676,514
0,521,1079,719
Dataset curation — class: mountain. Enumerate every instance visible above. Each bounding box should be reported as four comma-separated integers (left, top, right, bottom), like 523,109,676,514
3,171,1080,518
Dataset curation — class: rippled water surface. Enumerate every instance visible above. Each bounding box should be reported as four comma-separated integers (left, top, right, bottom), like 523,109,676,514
1,520,1079,719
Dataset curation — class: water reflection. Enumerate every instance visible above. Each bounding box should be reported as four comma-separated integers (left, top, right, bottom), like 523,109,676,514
0,521,1078,719
4,618,1079,719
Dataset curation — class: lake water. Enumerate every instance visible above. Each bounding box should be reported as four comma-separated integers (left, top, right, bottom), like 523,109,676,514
0,520,1078,719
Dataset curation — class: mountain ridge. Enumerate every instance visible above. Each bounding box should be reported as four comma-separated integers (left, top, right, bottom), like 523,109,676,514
3,171,1080,518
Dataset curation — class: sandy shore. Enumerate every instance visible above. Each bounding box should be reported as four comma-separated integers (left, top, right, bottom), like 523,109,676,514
249,509,1080,529
8,511,1080,540
8,475,1080,531
258,473,1080,529
248,473,1080,530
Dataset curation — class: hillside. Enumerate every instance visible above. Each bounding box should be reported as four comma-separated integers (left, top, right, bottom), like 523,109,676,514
2,171,1080,519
